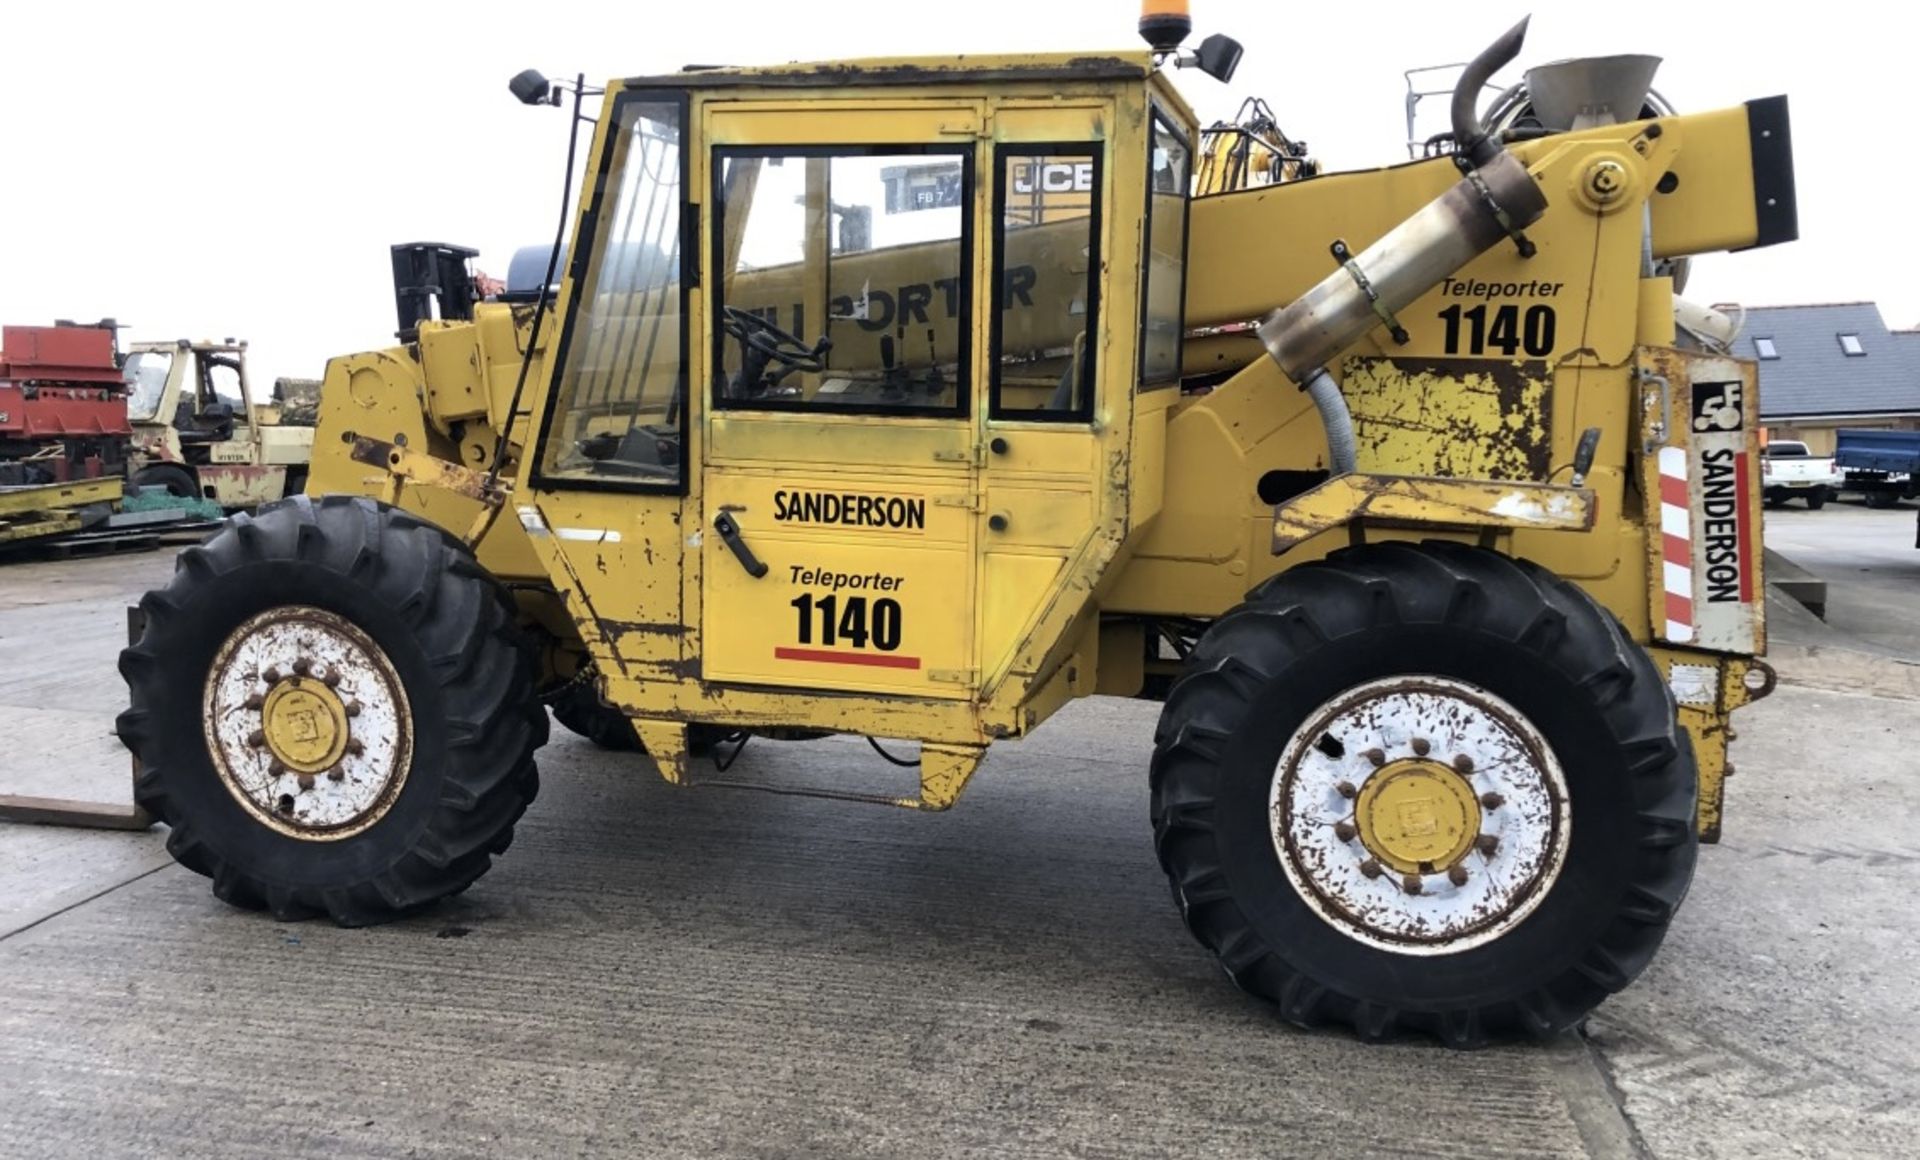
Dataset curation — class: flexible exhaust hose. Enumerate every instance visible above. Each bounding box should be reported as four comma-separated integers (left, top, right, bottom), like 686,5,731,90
1303,368,1358,475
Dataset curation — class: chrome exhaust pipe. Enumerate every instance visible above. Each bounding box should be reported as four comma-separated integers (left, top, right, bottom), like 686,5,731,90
1257,18,1548,475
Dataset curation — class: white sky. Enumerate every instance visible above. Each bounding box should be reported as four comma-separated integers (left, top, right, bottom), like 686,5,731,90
3,0,1909,385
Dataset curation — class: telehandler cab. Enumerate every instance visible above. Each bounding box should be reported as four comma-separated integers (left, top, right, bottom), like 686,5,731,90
120,7,1795,1043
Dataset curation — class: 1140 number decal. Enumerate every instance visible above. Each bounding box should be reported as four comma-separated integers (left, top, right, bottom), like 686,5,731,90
790,593,902,651
1438,304,1556,357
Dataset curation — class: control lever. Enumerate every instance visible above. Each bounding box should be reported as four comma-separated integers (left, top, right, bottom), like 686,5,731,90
713,512,768,578
879,335,908,399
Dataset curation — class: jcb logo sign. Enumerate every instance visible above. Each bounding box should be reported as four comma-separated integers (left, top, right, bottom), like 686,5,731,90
1011,162,1094,195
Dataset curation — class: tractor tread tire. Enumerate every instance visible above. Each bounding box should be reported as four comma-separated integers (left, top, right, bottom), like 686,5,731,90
1150,541,1696,1047
117,494,545,927
550,681,643,751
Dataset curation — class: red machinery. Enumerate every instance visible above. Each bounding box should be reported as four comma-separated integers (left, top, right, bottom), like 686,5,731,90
0,321,132,486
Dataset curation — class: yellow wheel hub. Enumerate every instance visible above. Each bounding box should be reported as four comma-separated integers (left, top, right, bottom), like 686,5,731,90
260,677,350,774
1353,760,1481,875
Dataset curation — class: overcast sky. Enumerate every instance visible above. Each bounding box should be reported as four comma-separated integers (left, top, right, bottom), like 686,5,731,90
3,1,1909,385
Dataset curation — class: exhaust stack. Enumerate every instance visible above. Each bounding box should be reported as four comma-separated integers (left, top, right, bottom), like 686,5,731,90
1256,19,1549,475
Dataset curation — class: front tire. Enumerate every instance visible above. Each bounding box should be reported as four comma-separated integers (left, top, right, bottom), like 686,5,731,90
1151,542,1696,1046
117,495,546,925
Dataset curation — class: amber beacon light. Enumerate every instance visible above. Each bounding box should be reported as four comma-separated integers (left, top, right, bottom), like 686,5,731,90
1139,0,1193,52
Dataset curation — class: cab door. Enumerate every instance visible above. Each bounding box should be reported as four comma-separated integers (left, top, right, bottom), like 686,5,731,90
699,104,986,697
977,106,1111,685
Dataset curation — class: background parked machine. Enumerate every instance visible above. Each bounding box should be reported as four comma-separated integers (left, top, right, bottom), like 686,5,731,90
119,8,1796,1044
122,338,315,507
0,321,132,543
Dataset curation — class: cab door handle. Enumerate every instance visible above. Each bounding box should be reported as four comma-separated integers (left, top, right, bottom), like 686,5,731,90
713,512,768,578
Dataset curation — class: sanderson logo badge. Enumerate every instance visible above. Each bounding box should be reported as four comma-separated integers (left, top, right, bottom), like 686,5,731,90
773,489,927,530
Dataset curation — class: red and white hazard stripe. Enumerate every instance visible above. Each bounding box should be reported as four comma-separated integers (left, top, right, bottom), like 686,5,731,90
1658,446,1694,643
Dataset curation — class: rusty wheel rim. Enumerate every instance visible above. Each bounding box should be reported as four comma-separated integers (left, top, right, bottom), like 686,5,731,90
202,606,413,842
1267,675,1570,955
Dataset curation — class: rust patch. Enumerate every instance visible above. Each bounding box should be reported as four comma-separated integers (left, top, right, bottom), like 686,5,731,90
1341,356,1552,481
601,619,690,637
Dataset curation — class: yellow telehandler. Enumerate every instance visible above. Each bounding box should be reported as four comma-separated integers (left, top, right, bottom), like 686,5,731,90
118,6,1793,1043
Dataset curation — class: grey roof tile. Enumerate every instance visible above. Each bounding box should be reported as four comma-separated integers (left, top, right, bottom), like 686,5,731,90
1733,303,1920,418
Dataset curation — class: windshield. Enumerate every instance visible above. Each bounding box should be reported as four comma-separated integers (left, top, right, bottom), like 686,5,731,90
536,93,687,487
124,350,173,421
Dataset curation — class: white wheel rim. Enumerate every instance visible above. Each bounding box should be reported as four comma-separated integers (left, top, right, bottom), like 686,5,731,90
1269,675,1570,955
203,606,413,841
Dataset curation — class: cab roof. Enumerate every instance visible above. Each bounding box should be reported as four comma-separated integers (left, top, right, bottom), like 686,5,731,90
623,50,1156,90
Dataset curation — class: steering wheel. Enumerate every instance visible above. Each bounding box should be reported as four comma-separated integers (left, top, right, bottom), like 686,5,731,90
721,306,830,372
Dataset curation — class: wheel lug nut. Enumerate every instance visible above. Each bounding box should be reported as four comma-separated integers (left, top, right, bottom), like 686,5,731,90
1447,864,1469,886
292,658,312,677
344,700,362,717
244,693,265,710
1411,737,1431,756
1364,748,1387,768
323,669,342,688
1334,821,1357,842
1452,754,1474,774
1480,792,1505,810
263,667,282,683
267,759,287,776
346,738,365,756
1360,859,1384,879
326,766,345,782
1401,874,1423,896
1336,780,1357,799
296,774,316,791
247,729,266,748
1477,834,1500,857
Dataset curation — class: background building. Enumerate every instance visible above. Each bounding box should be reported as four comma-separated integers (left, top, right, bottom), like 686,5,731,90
1736,302,1920,454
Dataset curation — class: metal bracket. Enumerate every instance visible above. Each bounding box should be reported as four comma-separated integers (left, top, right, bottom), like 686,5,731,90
1330,240,1410,345
1463,166,1537,258
1639,369,1673,452
346,434,511,545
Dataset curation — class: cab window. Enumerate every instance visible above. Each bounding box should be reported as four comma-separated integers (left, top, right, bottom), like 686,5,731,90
1139,110,1190,389
991,146,1101,421
536,92,688,490
712,146,972,416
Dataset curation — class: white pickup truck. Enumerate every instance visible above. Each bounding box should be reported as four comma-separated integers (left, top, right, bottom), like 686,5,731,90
1761,440,1843,509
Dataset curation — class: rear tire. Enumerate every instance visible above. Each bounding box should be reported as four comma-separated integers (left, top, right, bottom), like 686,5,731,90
1805,488,1828,510
550,679,642,751
117,495,546,926
1150,541,1696,1046
132,463,199,499
1868,490,1899,509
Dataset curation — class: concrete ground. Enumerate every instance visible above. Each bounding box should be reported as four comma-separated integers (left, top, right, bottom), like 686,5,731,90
2,545,1917,1158
1763,499,1920,660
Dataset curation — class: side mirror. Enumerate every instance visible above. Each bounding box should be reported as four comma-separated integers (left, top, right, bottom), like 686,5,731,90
1194,34,1243,83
